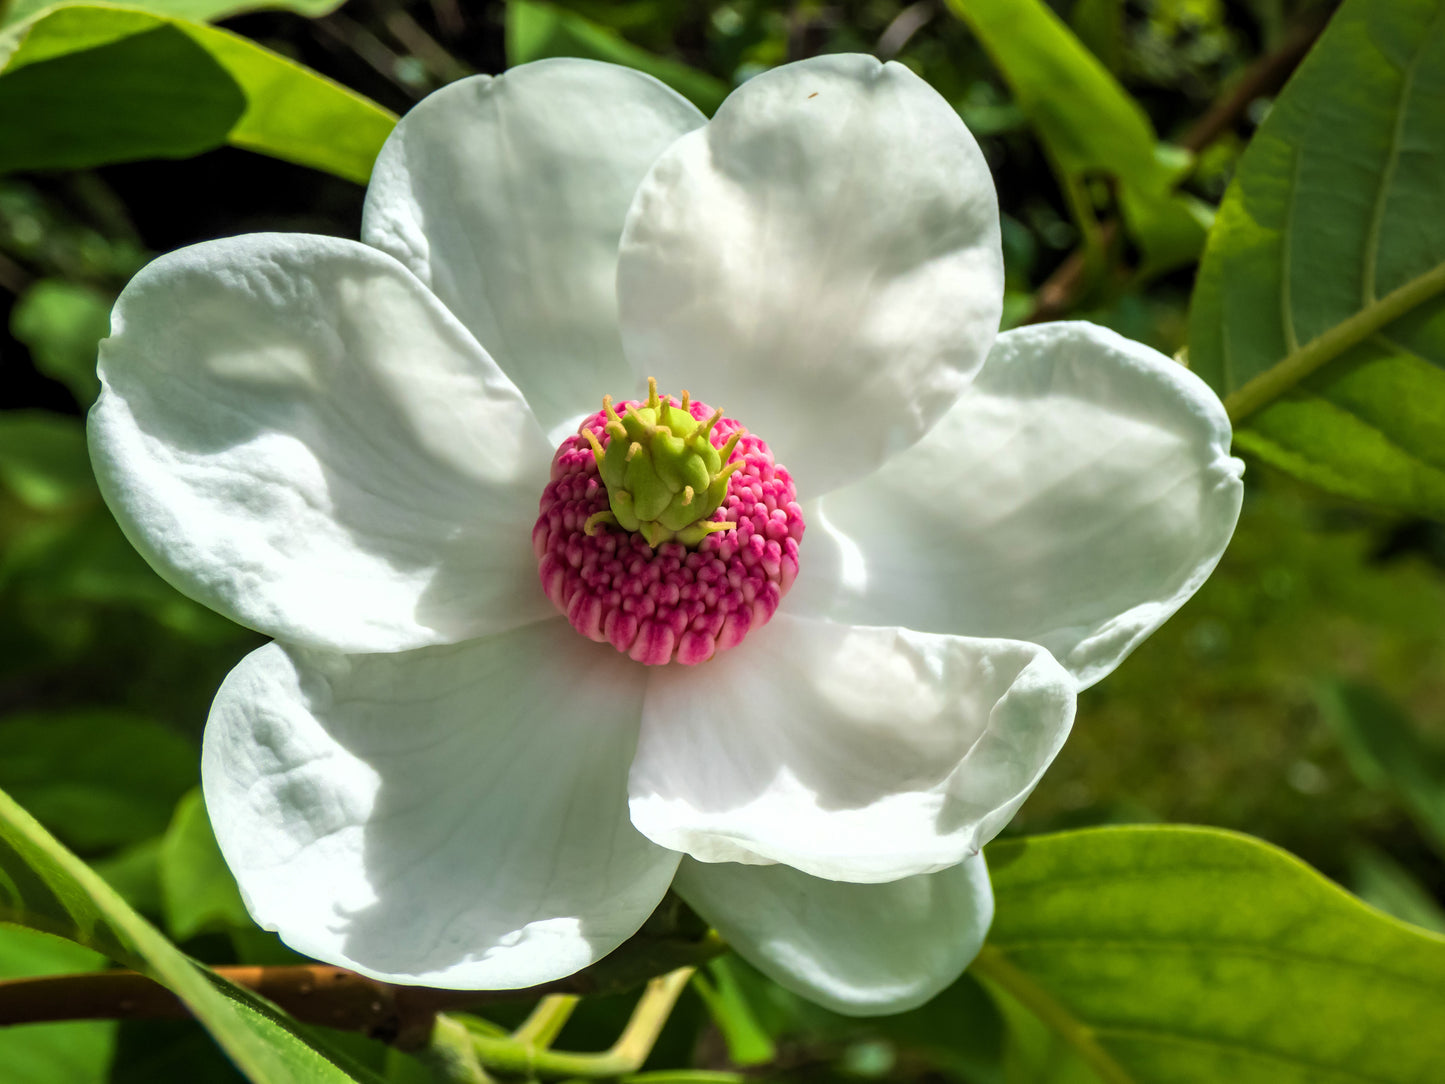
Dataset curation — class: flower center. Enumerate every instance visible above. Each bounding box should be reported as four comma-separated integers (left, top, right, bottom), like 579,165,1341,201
534,380,804,666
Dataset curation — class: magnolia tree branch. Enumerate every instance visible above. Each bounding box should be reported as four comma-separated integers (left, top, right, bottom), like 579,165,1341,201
0,933,726,1047
1019,11,1330,326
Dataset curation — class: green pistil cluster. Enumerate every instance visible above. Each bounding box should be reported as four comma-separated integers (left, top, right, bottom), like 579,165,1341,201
583,378,743,548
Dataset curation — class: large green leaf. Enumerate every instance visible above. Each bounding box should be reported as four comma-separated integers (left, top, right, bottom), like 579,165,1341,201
0,784,382,1084
506,0,729,114
0,926,114,1084
0,4,394,182
1189,0,1445,518
944,0,1208,275
979,826,1445,1083
2,0,343,28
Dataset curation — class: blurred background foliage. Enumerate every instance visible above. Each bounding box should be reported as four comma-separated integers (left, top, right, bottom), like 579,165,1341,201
5,0,1445,1080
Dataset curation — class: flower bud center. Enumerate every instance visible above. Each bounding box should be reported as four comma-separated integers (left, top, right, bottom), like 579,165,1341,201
581,378,741,548
533,380,805,665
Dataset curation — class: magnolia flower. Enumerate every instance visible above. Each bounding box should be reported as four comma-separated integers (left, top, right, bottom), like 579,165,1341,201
89,55,1243,1015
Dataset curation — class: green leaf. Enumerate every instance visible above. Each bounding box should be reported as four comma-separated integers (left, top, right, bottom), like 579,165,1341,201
0,783,384,1084
9,279,110,406
0,411,93,512
160,788,250,942
506,0,729,115
0,925,115,1084
692,959,776,1067
1188,0,1445,518
3,0,344,29
1070,0,1123,73
1348,846,1445,935
979,825,1445,1083
1317,681,1445,854
0,4,395,183
943,0,1206,275
0,711,195,851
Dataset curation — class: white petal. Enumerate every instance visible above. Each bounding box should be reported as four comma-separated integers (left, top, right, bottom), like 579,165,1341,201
89,233,555,655
362,60,705,432
202,620,678,989
677,855,992,1016
790,321,1245,689
628,614,1074,883
617,53,1004,496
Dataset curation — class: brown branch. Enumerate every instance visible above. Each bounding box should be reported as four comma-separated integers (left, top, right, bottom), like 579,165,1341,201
0,934,725,1049
1018,11,1330,326
1177,9,1333,156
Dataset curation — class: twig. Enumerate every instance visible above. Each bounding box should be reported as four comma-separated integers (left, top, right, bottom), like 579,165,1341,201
1177,10,1333,155
0,934,725,1046
877,1,936,60
314,11,428,99
465,967,696,1079
381,4,473,84
0,249,32,296
1017,12,1329,326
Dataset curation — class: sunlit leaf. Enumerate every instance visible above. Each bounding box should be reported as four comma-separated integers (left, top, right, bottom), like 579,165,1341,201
944,0,1207,275
506,0,729,114
0,4,394,182
0,784,384,1084
979,826,1445,1083
2,0,343,29
1189,0,1445,517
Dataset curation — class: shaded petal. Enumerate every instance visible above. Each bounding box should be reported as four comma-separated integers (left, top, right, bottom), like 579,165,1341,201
677,855,992,1016
629,614,1074,883
789,321,1245,689
89,233,554,654
362,59,705,433
202,620,678,989
617,53,1003,496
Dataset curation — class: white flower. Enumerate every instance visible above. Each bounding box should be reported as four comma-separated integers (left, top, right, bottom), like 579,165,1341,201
88,55,1243,1015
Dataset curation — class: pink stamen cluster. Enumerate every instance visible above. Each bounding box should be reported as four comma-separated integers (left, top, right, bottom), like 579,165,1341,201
534,397,804,665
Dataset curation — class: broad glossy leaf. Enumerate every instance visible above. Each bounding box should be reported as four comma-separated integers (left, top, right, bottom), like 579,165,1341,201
506,0,729,114
980,826,1445,1083
0,784,383,1084
1189,0,1445,517
0,4,394,182
2,0,343,29
943,0,1207,275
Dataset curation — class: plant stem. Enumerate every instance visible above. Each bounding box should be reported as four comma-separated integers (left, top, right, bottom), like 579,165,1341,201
0,934,725,1043
512,994,580,1049
468,967,695,1080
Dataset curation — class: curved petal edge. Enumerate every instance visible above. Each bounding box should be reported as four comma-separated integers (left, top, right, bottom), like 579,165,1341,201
203,621,677,989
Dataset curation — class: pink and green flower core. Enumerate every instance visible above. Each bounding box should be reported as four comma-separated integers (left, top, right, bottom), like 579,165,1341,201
534,381,804,665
